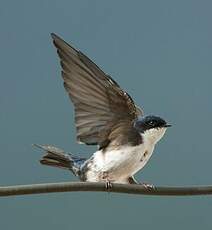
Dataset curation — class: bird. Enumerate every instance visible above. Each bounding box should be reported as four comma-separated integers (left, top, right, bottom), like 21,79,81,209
35,33,171,188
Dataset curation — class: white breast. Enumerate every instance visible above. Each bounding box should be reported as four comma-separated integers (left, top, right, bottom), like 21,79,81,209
85,144,153,183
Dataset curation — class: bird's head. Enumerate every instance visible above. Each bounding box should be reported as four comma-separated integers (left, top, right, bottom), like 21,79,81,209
134,115,171,144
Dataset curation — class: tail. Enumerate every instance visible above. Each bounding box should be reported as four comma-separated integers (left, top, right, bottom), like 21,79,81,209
33,144,86,176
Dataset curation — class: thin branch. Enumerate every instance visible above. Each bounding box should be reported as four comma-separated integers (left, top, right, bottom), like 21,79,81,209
1,182,212,197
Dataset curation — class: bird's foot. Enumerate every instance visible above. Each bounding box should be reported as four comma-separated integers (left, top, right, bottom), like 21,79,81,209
102,171,113,191
140,183,155,190
105,180,113,190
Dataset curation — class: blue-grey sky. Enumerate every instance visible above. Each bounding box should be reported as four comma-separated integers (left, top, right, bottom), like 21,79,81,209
0,0,212,229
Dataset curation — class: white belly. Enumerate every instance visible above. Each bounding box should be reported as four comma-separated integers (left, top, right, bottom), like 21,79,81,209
84,126,167,183
85,142,155,183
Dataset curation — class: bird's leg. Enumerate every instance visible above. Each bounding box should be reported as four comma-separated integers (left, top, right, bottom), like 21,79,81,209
128,176,155,190
102,171,113,190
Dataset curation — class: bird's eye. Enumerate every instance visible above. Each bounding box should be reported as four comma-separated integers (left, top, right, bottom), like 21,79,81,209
149,121,155,126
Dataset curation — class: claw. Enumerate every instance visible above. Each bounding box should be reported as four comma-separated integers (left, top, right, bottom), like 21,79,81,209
105,180,113,191
141,183,155,190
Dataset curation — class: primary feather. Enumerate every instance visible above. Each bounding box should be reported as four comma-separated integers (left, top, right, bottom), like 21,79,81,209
51,33,143,149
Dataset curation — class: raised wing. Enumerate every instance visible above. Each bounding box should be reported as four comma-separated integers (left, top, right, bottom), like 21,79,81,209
51,33,143,149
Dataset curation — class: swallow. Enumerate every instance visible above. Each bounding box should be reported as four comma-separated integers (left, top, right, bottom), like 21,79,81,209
35,33,171,187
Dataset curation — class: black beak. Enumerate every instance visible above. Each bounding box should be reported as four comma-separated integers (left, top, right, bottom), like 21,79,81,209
164,123,172,128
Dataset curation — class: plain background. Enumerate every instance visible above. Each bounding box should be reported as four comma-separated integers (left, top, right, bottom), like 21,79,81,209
0,0,212,229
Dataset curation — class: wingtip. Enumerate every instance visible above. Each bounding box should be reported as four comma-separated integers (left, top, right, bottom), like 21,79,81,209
32,144,42,149
50,33,79,53
50,33,58,40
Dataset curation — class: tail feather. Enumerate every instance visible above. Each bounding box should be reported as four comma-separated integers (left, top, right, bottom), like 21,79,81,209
40,152,72,170
33,144,86,176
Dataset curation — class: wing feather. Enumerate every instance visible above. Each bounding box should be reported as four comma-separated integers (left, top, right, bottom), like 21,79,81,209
51,33,143,148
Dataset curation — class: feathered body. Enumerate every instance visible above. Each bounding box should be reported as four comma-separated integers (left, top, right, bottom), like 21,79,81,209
36,34,170,184
81,127,166,183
